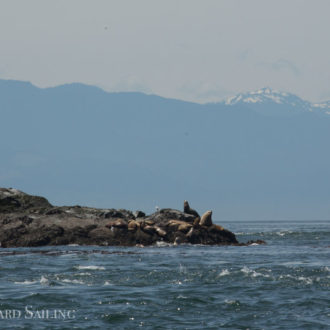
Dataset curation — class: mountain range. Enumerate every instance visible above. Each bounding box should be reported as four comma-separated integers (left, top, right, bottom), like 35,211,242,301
1,79,330,220
224,87,330,117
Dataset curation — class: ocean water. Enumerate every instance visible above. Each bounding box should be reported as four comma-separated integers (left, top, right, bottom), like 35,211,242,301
0,221,329,329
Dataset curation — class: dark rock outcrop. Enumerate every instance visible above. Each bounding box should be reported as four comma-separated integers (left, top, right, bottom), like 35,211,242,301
0,188,51,213
0,188,265,248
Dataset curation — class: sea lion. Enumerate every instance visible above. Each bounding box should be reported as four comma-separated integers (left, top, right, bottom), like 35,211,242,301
174,235,186,245
208,224,224,233
186,227,194,238
128,220,139,231
167,220,192,233
199,210,213,226
177,222,192,233
193,217,200,227
154,226,167,237
167,220,187,227
183,200,200,218
142,225,156,235
105,219,128,229
145,220,155,226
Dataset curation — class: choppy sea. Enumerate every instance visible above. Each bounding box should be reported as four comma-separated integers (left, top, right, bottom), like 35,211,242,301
0,220,329,329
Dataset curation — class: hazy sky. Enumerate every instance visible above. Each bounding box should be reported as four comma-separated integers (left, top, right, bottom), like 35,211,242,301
1,0,330,103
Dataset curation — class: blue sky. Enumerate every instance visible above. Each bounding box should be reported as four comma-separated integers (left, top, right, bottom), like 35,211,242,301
1,0,330,103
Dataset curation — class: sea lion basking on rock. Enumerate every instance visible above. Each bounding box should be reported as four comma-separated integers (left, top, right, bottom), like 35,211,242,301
183,200,200,218
199,210,213,226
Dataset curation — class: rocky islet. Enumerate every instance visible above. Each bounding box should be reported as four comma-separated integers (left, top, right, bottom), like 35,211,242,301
0,188,264,248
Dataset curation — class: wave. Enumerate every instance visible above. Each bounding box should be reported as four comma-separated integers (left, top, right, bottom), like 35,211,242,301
155,241,174,247
75,265,105,270
14,275,49,286
75,272,92,276
14,280,38,285
40,275,49,285
224,299,240,306
214,265,329,286
235,228,330,246
219,269,230,277
241,266,271,278
278,274,314,285
61,278,85,285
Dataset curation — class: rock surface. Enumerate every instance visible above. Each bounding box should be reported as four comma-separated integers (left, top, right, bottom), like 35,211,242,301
0,188,264,248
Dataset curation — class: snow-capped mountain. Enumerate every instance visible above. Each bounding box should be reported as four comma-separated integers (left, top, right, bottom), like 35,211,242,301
223,87,330,116
311,101,330,115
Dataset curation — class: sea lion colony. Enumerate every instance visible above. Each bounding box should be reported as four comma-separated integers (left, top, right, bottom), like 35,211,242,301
0,188,264,247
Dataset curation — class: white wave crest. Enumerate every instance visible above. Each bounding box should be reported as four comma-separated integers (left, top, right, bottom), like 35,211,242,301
298,276,313,285
219,269,230,277
279,274,313,284
155,241,173,247
76,265,105,270
241,266,270,278
225,299,239,305
14,280,37,285
40,276,49,285
276,230,293,237
61,279,85,285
